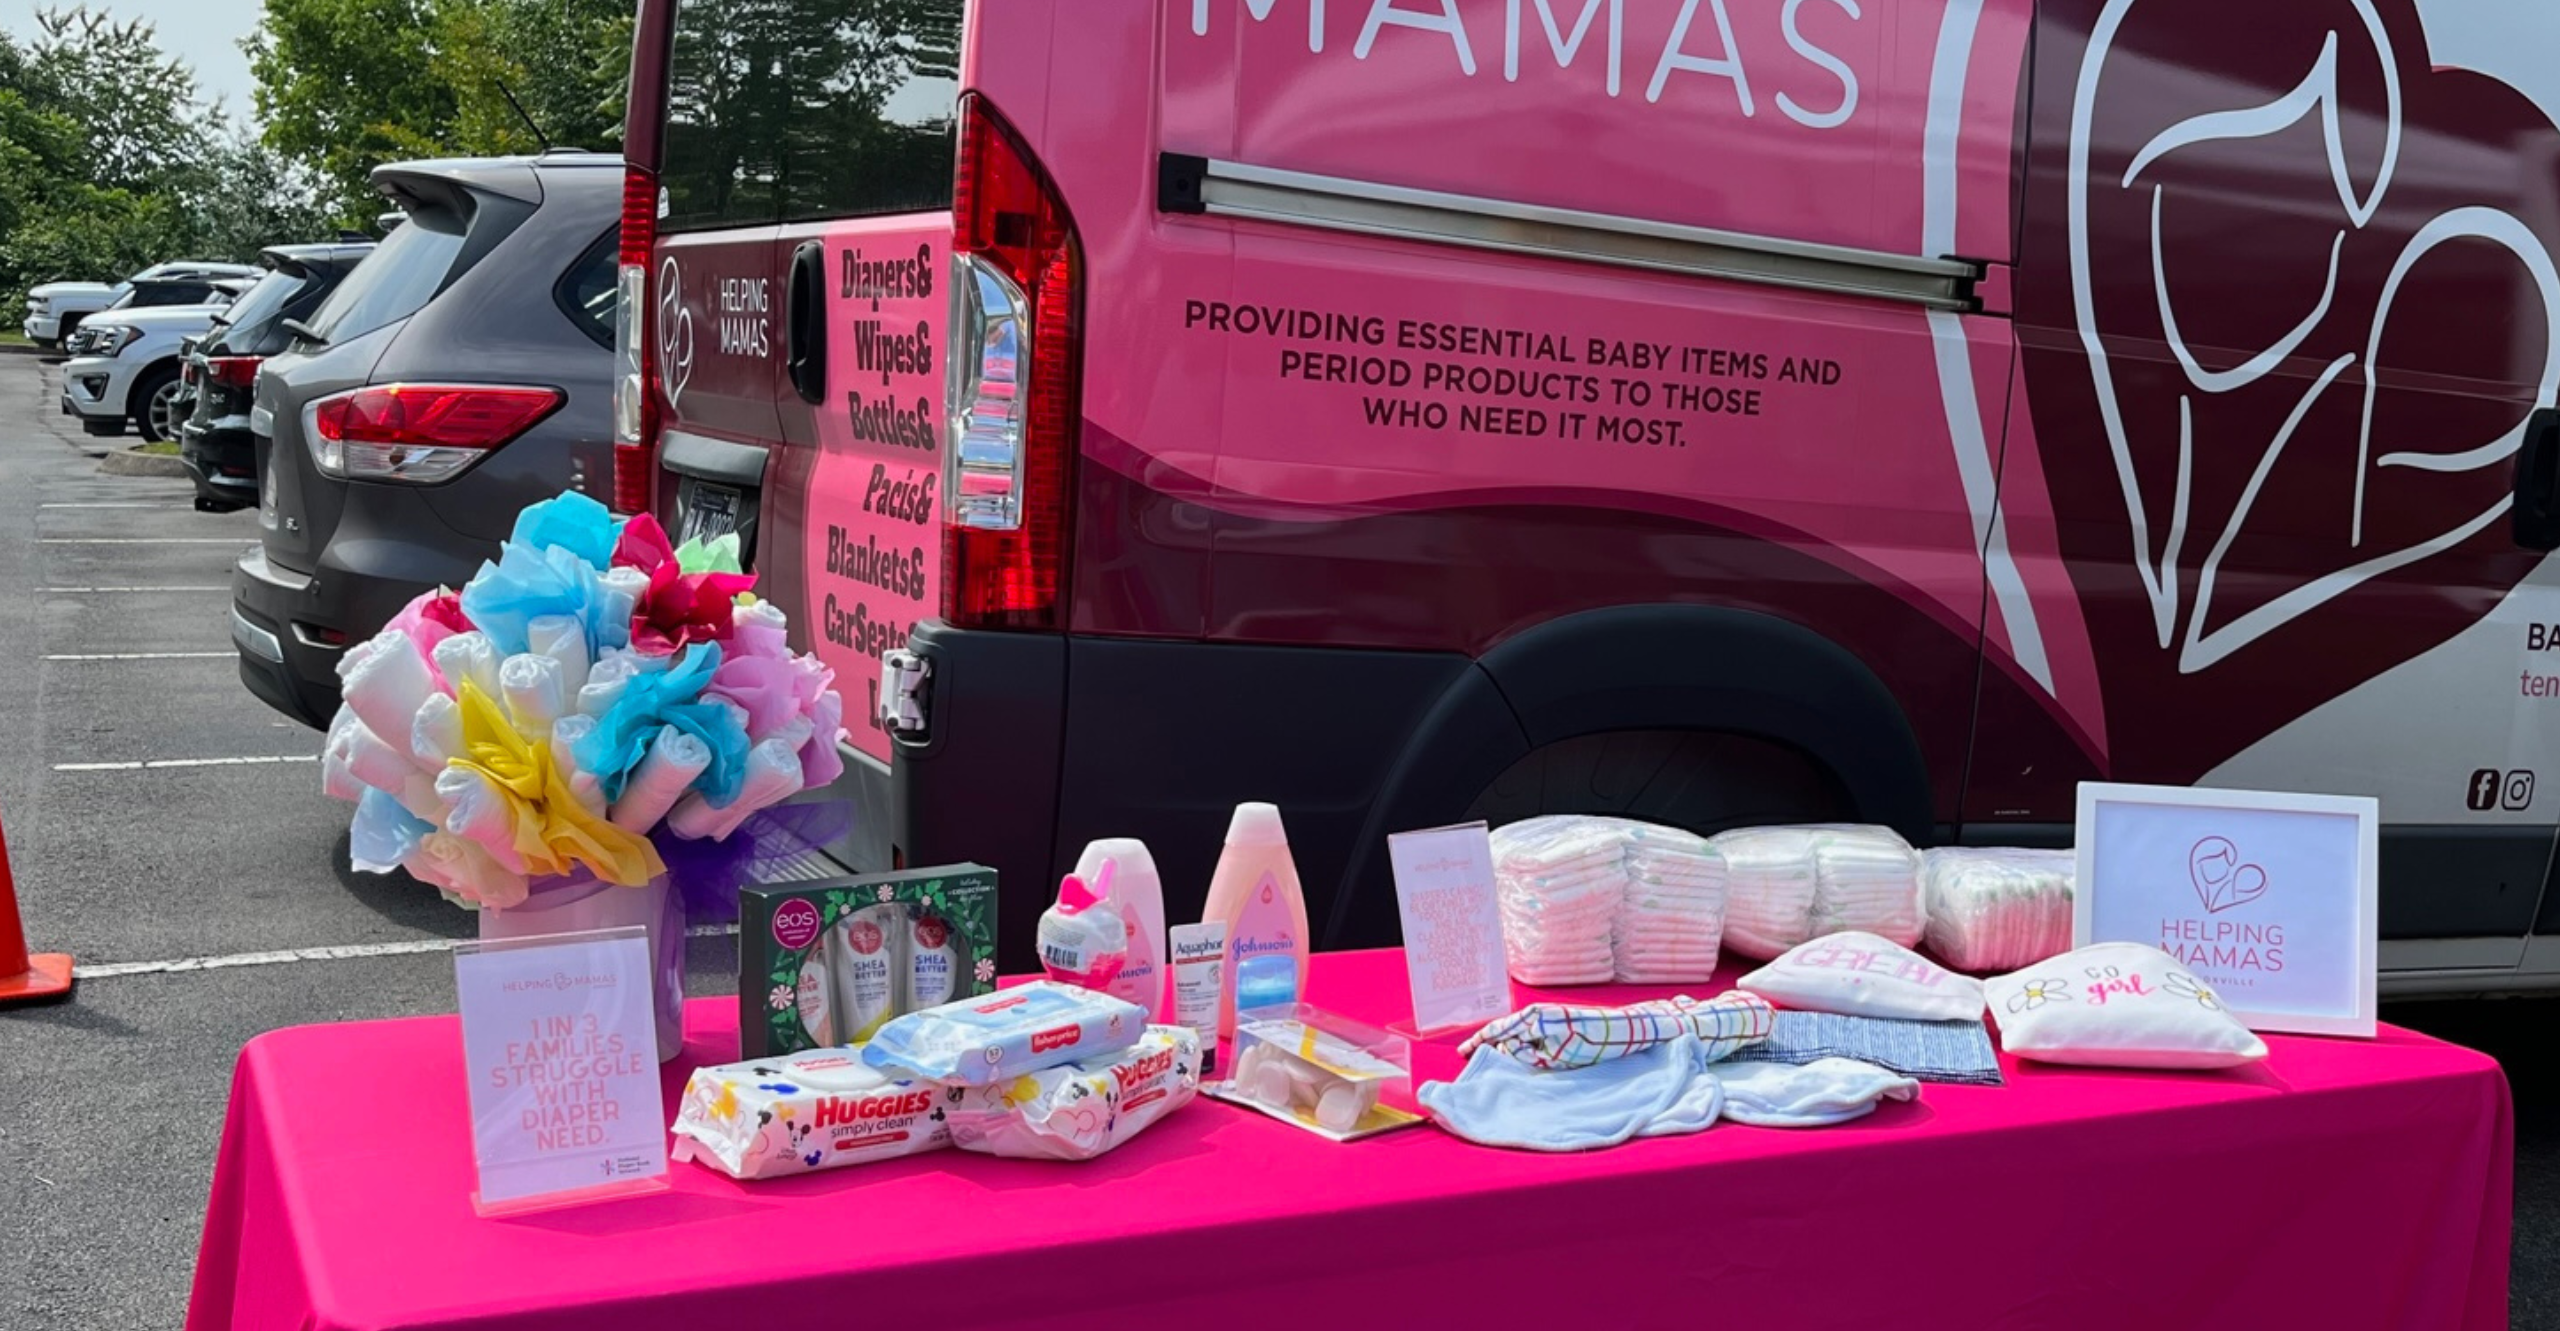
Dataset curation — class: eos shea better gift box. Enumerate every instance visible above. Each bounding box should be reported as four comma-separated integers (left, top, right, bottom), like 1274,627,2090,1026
739,865,999,1058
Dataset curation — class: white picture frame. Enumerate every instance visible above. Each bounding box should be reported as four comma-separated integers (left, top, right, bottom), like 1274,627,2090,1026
2074,782,2378,1038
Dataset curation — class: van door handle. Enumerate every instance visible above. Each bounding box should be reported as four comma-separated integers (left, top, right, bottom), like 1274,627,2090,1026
2515,407,2560,550
785,239,828,405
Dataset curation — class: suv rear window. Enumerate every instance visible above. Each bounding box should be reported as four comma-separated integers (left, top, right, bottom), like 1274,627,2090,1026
302,209,467,344
209,269,328,356
658,0,963,231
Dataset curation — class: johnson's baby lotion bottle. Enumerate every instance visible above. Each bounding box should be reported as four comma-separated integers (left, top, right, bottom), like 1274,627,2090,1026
1202,802,1310,1038
1074,838,1168,1020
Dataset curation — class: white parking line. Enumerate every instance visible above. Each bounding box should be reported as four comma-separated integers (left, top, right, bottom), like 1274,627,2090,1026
39,502,193,509
38,538,246,544
39,586,227,593
53,754,317,771
44,651,232,661
75,923,740,979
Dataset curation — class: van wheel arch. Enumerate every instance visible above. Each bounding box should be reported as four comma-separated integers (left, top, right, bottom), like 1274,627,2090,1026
1321,604,1934,948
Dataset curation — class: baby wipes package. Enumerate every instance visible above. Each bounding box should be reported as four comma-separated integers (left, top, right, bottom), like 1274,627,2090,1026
738,864,999,1058
863,981,1149,1086
671,1047,955,1180
946,1025,1203,1161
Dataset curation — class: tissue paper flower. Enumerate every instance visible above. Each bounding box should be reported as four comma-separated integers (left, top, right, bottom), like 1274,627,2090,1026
706,653,806,741
450,679,666,885
461,540,605,657
630,558,756,656
613,511,678,573
676,532,744,574
575,642,749,804
511,490,621,570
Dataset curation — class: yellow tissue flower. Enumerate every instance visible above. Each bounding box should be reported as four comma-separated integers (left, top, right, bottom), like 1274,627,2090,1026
448,680,666,886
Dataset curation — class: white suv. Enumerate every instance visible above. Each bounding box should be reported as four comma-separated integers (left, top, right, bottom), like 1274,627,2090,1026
58,283,252,441
22,262,259,348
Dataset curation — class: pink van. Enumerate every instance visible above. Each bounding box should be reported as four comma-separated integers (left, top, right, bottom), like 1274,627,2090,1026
619,0,2560,988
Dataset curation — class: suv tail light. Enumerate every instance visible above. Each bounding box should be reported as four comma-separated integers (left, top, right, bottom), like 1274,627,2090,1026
945,94,1082,631
306,384,562,484
612,165,660,514
206,356,262,389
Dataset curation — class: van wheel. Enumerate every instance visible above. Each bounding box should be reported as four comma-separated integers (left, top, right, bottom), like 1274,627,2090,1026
1463,730,1850,836
132,364,183,443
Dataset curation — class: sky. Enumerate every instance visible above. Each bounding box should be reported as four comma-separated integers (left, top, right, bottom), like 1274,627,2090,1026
7,0,265,116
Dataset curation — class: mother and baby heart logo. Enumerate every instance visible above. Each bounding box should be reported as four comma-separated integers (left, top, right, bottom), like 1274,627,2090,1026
2188,837,2269,914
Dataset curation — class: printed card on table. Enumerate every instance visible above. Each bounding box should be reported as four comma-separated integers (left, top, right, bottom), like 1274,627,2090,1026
453,926,669,1213
1388,822,1513,1036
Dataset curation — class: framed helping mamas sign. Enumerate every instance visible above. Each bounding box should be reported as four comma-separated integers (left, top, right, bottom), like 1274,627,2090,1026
2075,783,2378,1038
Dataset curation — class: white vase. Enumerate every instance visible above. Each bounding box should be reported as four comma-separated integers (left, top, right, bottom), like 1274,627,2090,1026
479,871,686,1062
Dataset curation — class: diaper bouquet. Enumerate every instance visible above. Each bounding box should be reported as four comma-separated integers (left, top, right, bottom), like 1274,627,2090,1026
319,489,849,1054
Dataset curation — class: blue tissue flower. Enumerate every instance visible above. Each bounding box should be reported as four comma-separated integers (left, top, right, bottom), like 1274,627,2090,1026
460,541,604,657
576,642,748,804
510,491,621,570
349,786,434,873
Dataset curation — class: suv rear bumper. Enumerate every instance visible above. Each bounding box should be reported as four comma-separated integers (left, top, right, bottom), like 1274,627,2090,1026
232,526,481,729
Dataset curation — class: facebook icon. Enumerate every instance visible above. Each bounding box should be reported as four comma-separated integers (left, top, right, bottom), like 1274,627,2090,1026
2468,769,2502,812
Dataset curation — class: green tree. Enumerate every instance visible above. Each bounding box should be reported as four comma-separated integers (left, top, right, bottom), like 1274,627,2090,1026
23,7,210,191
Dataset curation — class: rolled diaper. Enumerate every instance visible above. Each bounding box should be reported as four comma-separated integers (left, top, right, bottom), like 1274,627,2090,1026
800,689,846,788
576,652,642,717
339,631,438,753
345,718,426,792
946,1025,1201,1162
863,981,1149,1086
608,725,713,831
435,766,529,873
432,631,502,703
731,598,790,658
666,737,803,841
321,705,366,801
404,830,529,909
498,652,568,739
549,714,607,816
412,693,463,768
527,613,592,687
597,567,648,650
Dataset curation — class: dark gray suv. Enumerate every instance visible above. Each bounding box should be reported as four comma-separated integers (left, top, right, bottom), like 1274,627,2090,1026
232,152,622,728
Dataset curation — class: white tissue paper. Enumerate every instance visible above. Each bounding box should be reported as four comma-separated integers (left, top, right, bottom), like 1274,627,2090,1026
526,613,592,688
339,631,437,755
732,599,791,658
405,830,529,910
667,737,805,840
412,693,463,768
498,652,568,739
1920,847,2076,974
431,631,502,703
609,725,714,832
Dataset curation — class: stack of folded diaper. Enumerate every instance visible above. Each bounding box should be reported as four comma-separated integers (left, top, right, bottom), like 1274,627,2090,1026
1919,846,2075,973
1615,825,1727,983
1712,824,1924,959
1491,817,1729,984
1492,817,1631,985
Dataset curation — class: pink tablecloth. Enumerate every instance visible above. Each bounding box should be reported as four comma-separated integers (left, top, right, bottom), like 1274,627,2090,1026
188,949,2511,1331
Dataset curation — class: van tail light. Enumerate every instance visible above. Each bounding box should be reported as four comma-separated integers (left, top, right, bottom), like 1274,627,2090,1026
612,165,661,514
206,356,262,389
306,384,563,484
945,94,1082,631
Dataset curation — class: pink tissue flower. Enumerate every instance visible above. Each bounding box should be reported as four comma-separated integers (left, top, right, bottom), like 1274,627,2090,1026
383,588,467,690
629,559,756,656
612,512,678,574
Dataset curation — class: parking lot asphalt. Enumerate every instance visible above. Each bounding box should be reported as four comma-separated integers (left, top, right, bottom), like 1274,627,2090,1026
0,348,2552,1325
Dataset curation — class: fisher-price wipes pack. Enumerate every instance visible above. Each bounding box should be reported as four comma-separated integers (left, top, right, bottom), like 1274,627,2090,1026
738,865,999,1058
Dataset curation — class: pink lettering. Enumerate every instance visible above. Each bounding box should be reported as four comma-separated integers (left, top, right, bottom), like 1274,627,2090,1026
2085,975,2155,1006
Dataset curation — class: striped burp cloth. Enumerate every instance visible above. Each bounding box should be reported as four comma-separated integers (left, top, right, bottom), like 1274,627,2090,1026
1460,992,1776,1071
1724,1010,2003,1086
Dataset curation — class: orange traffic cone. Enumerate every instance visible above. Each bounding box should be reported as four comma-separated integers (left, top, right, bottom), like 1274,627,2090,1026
0,805,72,1005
